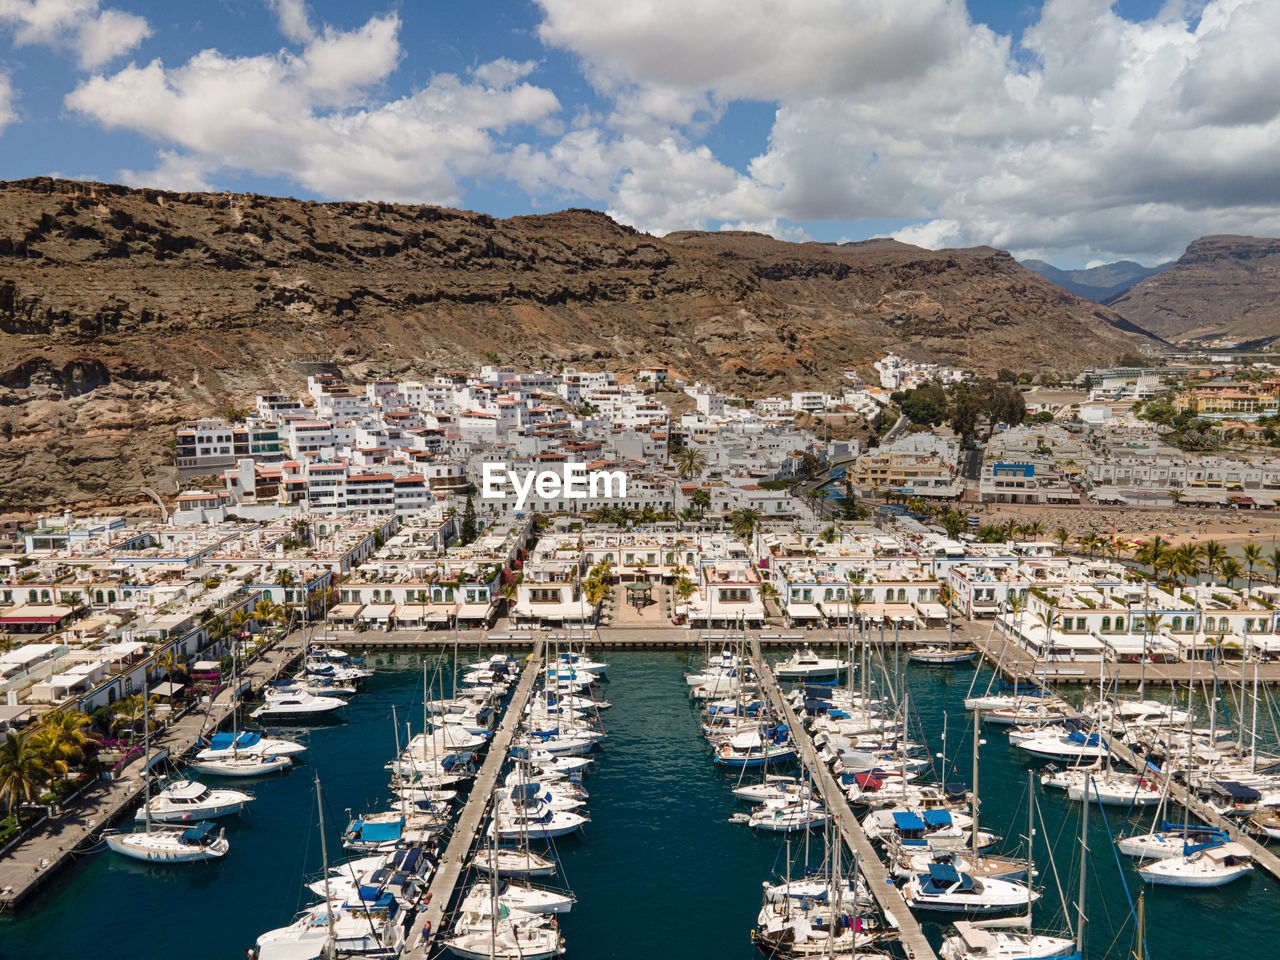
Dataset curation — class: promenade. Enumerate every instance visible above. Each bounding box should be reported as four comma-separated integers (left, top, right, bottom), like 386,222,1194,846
0,636,305,910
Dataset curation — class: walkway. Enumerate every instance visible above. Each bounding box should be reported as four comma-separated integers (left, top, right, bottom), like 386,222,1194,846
0,636,304,910
403,638,546,957
750,636,938,960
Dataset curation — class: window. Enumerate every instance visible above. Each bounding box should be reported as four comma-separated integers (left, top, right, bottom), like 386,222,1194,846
96,590,104,603
1101,616,1111,632
896,588,906,602
530,588,560,603
1171,616,1183,631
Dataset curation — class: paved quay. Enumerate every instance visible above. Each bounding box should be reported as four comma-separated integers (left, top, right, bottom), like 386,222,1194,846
750,635,938,960
0,636,305,911
403,639,545,958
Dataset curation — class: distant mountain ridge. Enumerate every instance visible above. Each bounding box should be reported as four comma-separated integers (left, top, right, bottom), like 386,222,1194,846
0,176,1148,510
1020,258,1172,302
1105,235,1280,344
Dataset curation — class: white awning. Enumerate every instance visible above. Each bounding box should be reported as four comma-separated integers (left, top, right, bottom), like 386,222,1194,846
361,603,396,621
152,681,185,697
785,601,822,620
457,601,494,620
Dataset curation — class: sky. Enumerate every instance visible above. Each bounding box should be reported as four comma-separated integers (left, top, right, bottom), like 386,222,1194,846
1,0,1278,267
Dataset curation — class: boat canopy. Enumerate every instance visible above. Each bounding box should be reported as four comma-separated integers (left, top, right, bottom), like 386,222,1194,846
921,809,953,827
348,817,404,842
209,731,261,750
922,862,973,892
893,811,927,832
180,822,218,844
1211,780,1263,801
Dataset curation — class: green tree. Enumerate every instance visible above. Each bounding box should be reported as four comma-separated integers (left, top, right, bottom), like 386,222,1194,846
674,447,709,480
690,489,711,518
1243,542,1262,592
460,492,478,545
0,731,50,816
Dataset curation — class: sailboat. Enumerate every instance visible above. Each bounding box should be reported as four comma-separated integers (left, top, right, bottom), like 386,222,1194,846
939,773,1076,960
1137,840,1253,886
106,675,229,863
187,648,292,778
447,800,565,960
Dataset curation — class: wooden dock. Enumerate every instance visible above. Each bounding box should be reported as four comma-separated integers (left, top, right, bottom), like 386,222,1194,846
750,637,939,960
403,639,546,958
1022,675,1280,887
0,637,305,911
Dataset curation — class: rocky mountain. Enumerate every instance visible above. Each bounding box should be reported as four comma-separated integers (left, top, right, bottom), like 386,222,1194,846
0,177,1148,512
1021,258,1171,302
1106,235,1280,344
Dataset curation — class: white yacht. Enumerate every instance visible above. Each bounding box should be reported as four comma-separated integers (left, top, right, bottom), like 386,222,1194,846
774,646,846,681
135,779,252,822
186,753,292,778
195,730,307,760
251,689,347,721
1117,824,1230,859
903,864,1039,915
471,848,558,878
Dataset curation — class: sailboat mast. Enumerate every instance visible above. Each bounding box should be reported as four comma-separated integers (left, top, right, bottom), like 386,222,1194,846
971,707,980,857
1076,777,1089,957
392,705,405,818
316,774,336,943
142,672,152,834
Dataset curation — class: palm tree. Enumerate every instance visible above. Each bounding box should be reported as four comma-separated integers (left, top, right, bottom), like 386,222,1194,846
1022,519,1045,539
1054,527,1070,553
274,568,296,590
1200,540,1226,581
1170,543,1202,590
1135,538,1169,581
690,489,711,518
674,447,708,480
253,596,275,624
31,709,97,777
1243,542,1263,592
1220,558,1243,589
499,583,517,615
1266,547,1280,586
0,731,50,816
940,511,967,540
1079,532,1100,558
729,508,763,546
675,577,697,618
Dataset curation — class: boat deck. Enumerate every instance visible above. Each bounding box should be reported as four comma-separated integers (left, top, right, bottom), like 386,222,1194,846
402,639,545,958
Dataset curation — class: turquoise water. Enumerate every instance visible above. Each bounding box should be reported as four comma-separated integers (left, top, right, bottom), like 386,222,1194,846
2,651,1278,959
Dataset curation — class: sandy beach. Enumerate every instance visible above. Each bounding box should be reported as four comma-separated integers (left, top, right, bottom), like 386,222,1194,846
975,501,1280,551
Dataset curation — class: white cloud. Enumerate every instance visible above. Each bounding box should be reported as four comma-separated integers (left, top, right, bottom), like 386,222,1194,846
269,0,313,44
0,0,150,69
527,0,1280,261
0,71,14,132
66,13,560,205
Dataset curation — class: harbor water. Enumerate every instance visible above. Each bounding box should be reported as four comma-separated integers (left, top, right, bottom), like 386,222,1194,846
3,649,1279,959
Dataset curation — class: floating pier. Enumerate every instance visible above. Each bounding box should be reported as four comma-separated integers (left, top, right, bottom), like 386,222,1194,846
750,636,940,960
403,638,546,957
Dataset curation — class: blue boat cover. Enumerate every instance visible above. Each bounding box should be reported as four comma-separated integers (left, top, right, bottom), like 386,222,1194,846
511,783,541,801
209,731,261,750
925,862,970,890
893,811,927,831
180,822,217,843
349,817,403,842
921,809,952,827
1212,780,1262,801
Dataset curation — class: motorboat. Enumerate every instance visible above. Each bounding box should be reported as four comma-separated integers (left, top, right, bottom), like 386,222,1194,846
256,893,410,960
488,801,588,841
135,779,252,822
1137,841,1253,886
251,689,347,721
903,863,1038,915
1014,729,1110,763
736,798,830,833
106,820,229,863
775,646,846,681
